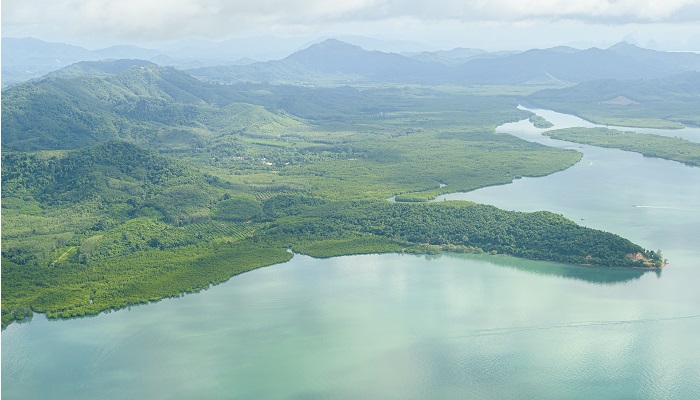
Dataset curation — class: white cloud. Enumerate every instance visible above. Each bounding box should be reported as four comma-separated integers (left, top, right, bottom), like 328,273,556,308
2,0,388,40
379,0,700,23
2,0,700,47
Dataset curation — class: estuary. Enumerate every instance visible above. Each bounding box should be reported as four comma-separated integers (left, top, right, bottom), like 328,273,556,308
3,108,700,399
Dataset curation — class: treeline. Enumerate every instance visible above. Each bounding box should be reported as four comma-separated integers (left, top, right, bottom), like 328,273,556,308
2,239,292,326
544,127,700,167
261,195,648,267
2,189,658,328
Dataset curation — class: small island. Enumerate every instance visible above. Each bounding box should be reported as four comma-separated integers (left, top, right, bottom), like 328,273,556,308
528,115,554,129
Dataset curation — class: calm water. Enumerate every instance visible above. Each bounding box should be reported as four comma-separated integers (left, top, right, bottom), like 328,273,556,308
3,109,700,399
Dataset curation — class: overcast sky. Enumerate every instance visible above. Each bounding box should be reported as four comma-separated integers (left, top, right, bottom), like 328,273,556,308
4,0,700,52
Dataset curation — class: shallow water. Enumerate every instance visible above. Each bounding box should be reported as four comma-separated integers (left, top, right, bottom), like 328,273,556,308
3,109,700,399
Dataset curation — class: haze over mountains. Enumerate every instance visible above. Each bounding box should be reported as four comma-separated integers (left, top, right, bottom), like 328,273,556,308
4,35,700,152
187,39,700,85
4,36,700,88
1,37,275,87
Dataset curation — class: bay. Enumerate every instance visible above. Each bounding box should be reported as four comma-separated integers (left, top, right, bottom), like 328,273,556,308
3,108,700,399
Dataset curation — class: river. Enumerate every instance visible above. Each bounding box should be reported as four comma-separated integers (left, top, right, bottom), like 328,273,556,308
3,108,700,399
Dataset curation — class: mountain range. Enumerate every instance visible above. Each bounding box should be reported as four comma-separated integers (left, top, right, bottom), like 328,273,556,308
5,37,700,88
187,39,700,85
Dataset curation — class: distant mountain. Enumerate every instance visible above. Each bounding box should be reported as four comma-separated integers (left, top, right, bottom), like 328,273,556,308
91,45,162,60
2,37,90,86
527,71,700,127
544,46,581,54
435,48,490,60
1,37,267,87
45,59,159,78
188,38,448,84
1,37,163,87
325,35,429,53
283,39,433,78
402,48,488,65
188,39,700,86
453,44,700,84
529,71,700,104
6,37,700,88
607,41,700,71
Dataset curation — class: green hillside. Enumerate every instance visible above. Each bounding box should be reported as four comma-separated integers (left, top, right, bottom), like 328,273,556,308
1,64,300,151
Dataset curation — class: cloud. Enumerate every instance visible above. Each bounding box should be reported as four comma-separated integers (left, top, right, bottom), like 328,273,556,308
3,0,700,44
380,0,700,23
2,0,386,40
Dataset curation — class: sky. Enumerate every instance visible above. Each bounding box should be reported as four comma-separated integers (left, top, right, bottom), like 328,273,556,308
3,0,700,52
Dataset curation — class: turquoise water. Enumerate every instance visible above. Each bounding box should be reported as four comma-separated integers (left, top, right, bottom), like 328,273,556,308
3,109,700,399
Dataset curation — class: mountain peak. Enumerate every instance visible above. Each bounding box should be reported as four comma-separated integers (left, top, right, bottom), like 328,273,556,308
608,41,641,50
284,38,369,65
46,59,159,79
317,38,361,47
606,41,651,56
294,39,365,55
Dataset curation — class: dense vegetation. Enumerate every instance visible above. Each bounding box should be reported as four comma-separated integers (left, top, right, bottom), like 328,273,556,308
529,115,554,128
261,196,651,267
543,127,700,167
1,63,664,328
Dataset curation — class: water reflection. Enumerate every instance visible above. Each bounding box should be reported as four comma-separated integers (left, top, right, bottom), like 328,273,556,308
440,252,648,284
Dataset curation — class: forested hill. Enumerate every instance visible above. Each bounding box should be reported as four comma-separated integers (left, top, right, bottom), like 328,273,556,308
1,37,163,88
1,141,231,222
527,71,700,128
1,64,302,151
